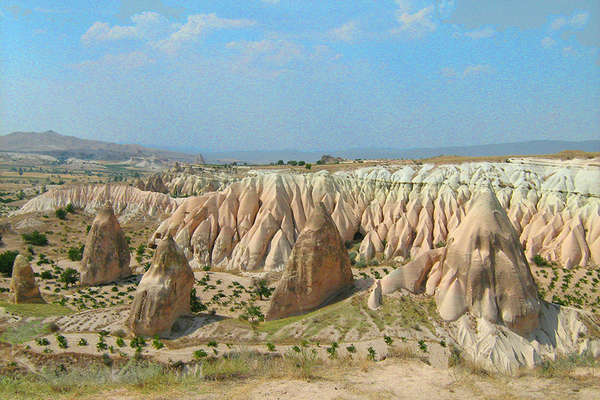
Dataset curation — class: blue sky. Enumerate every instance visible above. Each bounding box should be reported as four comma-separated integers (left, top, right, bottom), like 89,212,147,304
1,0,599,152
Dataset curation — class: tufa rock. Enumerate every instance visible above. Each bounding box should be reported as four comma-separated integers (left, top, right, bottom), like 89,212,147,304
135,174,169,194
80,203,130,286
435,188,541,335
266,202,354,320
127,235,195,337
9,255,45,304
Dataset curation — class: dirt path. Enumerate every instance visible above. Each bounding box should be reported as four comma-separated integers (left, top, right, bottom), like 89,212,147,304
82,359,599,400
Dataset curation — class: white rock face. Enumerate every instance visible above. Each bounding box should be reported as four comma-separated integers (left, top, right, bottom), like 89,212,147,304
19,184,181,220
151,160,600,271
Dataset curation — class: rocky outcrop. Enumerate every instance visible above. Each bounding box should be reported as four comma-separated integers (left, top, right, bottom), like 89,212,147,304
318,154,345,164
152,161,600,272
265,203,354,320
368,186,599,374
80,204,130,286
19,184,181,220
434,188,541,335
9,255,44,304
135,174,169,194
127,235,195,337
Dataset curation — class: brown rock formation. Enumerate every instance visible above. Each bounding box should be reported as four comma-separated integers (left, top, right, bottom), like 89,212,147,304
135,174,169,194
80,203,130,286
265,202,354,320
9,255,45,304
435,188,541,335
127,235,195,337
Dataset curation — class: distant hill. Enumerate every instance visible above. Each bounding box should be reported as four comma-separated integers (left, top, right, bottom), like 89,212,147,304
0,131,203,163
202,140,600,164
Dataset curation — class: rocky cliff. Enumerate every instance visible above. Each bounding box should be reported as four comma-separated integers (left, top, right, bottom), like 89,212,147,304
151,160,600,271
19,184,182,220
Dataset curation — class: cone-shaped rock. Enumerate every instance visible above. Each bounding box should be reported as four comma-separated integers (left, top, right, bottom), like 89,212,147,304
9,255,45,304
127,235,194,337
266,202,354,320
80,203,130,286
435,188,541,335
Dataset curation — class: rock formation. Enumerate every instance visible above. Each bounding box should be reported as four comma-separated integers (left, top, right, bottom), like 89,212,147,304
80,203,131,286
19,184,181,220
435,188,541,335
318,154,345,164
265,202,354,320
151,160,600,272
9,255,44,304
127,235,195,336
135,174,169,194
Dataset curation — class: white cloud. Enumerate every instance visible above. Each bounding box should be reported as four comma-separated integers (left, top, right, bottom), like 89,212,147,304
153,13,255,53
81,21,137,44
82,11,253,52
392,5,437,38
464,26,495,39
463,63,492,76
329,21,360,42
551,12,590,30
541,36,556,48
442,64,493,78
563,46,579,57
75,51,154,71
261,0,280,3
226,39,303,66
81,11,168,44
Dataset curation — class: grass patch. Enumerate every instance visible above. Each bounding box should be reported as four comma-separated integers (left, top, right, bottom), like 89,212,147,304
257,292,440,342
0,301,73,318
0,319,52,344
536,352,599,378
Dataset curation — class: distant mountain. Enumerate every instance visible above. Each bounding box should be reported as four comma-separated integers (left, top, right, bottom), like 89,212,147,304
202,140,600,164
0,131,203,163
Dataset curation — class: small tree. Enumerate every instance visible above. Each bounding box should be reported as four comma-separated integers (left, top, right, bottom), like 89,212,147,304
60,267,79,288
22,231,48,246
68,244,84,261
305,163,312,170
65,203,75,213
239,303,264,329
55,208,67,220
253,279,274,300
0,250,19,276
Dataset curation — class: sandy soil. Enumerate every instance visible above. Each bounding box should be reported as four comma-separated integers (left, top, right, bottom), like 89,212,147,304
80,358,600,400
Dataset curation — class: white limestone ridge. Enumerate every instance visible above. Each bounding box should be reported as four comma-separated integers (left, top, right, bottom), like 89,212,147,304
151,161,599,271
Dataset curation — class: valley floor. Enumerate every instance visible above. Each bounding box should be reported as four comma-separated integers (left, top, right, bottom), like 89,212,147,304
6,358,598,400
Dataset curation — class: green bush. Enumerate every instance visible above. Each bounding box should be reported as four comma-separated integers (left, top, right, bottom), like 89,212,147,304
67,244,85,261
0,250,19,276
65,203,75,213
59,268,79,288
22,231,48,246
55,208,67,220
533,254,550,267
40,270,53,280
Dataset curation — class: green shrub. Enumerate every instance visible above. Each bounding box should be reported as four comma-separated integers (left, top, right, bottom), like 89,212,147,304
367,346,376,361
193,349,207,359
55,334,68,349
59,268,79,288
0,250,19,276
67,244,84,261
22,231,48,246
55,208,67,220
65,203,75,213
533,254,549,267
